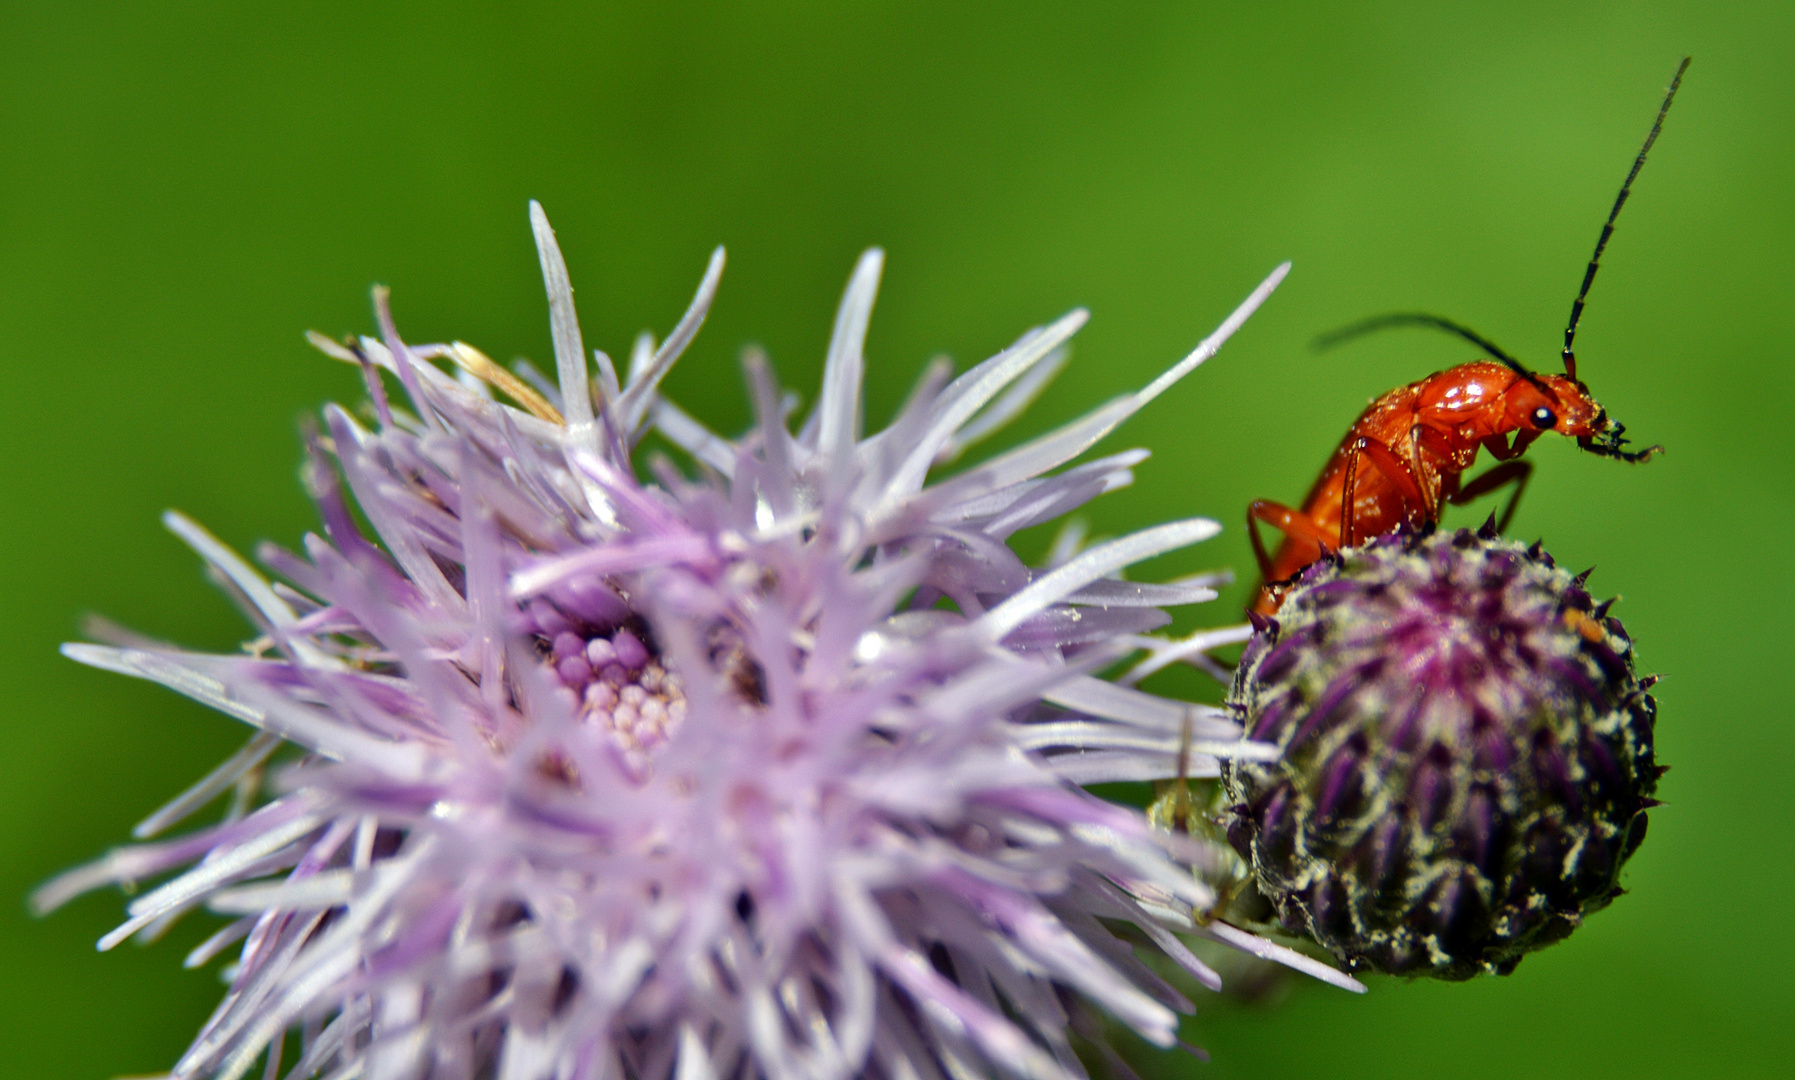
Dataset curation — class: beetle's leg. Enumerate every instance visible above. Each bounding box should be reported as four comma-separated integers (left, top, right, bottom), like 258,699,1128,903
1449,460,1534,532
1480,430,1539,462
1247,500,1331,580
1342,436,1430,543
1340,441,1362,546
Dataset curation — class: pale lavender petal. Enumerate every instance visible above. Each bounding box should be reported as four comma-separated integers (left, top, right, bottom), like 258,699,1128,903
529,201,594,432
813,248,883,457
618,247,727,433
934,345,1071,464
884,309,1088,499
975,519,1222,642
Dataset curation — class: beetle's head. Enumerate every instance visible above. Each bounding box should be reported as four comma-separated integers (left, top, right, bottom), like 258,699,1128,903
1518,374,1660,462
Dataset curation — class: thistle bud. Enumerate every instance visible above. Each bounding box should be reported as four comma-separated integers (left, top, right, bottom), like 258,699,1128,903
1222,526,1660,979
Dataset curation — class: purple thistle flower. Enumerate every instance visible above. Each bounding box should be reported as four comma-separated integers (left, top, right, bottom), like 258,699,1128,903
36,203,1359,1080
1223,525,1660,981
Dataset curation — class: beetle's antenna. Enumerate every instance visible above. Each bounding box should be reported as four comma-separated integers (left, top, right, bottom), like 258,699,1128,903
1314,312,1554,393
1562,56,1689,383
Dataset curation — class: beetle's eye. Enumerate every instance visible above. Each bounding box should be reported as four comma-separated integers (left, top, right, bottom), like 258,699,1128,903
1532,406,1557,429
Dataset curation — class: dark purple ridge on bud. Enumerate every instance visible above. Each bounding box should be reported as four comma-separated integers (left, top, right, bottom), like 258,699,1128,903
1222,527,1660,980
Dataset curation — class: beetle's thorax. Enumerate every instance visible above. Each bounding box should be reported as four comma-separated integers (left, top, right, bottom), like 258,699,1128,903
1398,362,1605,446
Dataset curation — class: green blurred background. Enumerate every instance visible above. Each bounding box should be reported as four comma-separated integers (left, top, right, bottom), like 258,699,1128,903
1,2,1787,1077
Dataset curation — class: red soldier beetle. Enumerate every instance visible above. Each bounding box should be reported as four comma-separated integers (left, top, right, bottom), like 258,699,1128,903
1248,58,1687,616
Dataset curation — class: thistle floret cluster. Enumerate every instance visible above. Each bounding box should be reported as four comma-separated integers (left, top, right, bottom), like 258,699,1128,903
37,203,1360,1080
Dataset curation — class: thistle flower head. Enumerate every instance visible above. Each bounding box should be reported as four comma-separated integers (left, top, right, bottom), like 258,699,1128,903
1222,525,1661,980
38,204,1356,1080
